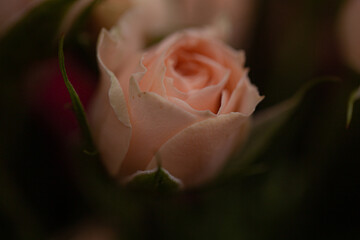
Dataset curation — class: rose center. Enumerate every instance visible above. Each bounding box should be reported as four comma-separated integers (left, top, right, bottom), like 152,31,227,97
174,60,201,77
166,49,214,93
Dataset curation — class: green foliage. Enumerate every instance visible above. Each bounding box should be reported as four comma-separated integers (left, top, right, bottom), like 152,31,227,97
0,160,44,240
222,77,340,178
346,85,360,127
0,0,77,80
0,0,98,83
58,36,96,154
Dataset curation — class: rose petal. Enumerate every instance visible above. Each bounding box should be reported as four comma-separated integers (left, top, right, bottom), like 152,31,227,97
167,52,211,92
165,72,230,114
139,29,228,97
218,89,230,114
146,112,250,188
90,27,140,175
90,70,132,176
161,37,234,113
222,50,246,91
137,52,167,97
221,70,263,115
166,52,228,91
118,76,209,177
97,24,143,100
167,96,216,119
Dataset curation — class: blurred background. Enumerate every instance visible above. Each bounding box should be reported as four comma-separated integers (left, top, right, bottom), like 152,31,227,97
0,0,359,239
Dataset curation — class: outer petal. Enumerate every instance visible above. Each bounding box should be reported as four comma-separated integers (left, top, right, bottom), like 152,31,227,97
91,7,154,176
89,68,132,176
97,20,143,100
89,28,136,176
118,76,209,177
146,112,250,188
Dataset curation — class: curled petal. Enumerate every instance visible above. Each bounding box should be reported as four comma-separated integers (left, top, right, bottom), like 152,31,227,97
221,70,264,115
89,69,132,176
97,25,142,100
165,57,231,113
90,27,138,175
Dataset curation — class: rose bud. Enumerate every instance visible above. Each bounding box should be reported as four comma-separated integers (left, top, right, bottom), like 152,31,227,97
338,0,360,73
89,10,263,188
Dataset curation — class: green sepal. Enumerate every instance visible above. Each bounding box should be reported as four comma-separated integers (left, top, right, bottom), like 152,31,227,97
222,77,339,177
126,167,182,193
58,36,96,155
346,85,360,128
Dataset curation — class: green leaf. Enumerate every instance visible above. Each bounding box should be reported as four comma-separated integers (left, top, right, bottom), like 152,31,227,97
58,36,96,154
346,85,360,128
126,167,182,193
221,77,339,178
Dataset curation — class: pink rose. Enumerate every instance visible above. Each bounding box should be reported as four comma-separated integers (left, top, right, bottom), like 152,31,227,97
177,0,257,46
89,11,263,188
338,0,360,72
90,0,256,46
0,0,44,35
